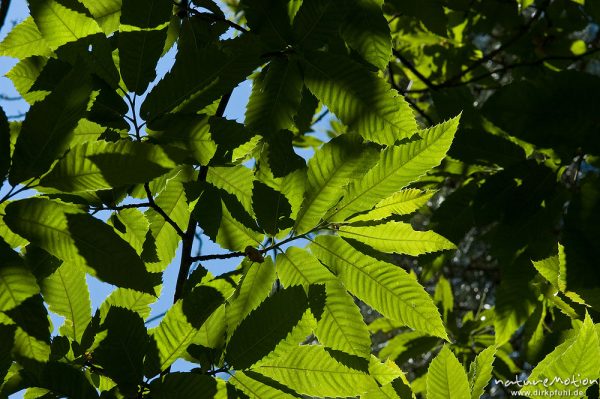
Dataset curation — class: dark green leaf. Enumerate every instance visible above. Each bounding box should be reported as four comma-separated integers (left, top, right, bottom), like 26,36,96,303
9,64,93,185
266,130,306,178
225,285,308,369
0,324,16,381
246,58,304,133
4,198,160,294
149,372,225,398
141,35,262,120
341,0,392,70
119,29,168,95
5,295,50,343
94,307,149,396
242,0,292,49
252,181,294,235
0,107,11,181
120,0,173,28
292,0,346,48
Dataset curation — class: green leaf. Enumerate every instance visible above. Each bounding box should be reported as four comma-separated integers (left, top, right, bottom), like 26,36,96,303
276,247,336,287
99,288,156,321
246,58,304,133
120,0,172,28
243,0,293,49
338,221,456,256
9,65,93,185
368,356,403,386
341,0,391,70
28,0,103,50
316,282,371,359
0,16,52,58
147,286,223,375
433,276,453,322
39,141,176,192
40,261,91,342
5,57,49,105
524,314,600,398
19,361,100,399
0,324,16,381
150,114,217,166
427,346,470,399
328,116,460,221
226,258,276,337
5,198,159,293
144,171,192,272
207,166,255,217
109,208,149,255
468,346,496,399
0,107,10,182
252,345,379,397
265,130,306,178
231,371,300,398
226,286,308,369
310,235,447,339
141,35,261,120
149,372,229,399
5,295,50,343
292,0,345,48
0,263,40,313
349,189,434,222
78,0,122,34
302,51,417,145
94,307,149,396
294,135,378,234
118,29,167,95
117,0,171,94
252,181,294,236
12,327,51,362
216,199,265,252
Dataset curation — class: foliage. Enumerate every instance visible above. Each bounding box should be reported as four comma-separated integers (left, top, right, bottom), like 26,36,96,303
0,0,599,398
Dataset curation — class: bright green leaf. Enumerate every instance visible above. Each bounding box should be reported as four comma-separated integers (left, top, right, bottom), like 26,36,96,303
310,235,447,339
427,346,470,399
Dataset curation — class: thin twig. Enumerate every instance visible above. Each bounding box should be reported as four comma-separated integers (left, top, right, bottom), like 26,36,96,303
392,49,438,90
174,0,249,33
388,63,433,125
444,1,547,85
144,183,186,238
90,202,152,211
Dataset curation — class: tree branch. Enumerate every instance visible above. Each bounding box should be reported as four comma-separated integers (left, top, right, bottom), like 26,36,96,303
0,0,10,33
392,49,438,90
388,63,433,125
144,183,186,238
172,91,233,303
90,202,151,211
174,0,249,33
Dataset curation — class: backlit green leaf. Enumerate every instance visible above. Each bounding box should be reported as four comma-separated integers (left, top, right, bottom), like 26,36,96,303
338,221,456,256
294,135,378,234
253,345,379,397
9,65,93,185
40,261,91,342
0,17,52,59
246,58,303,133
328,116,460,221
226,286,308,369
5,198,159,293
28,0,102,50
302,51,417,145
310,235,447,339
427,346,470,399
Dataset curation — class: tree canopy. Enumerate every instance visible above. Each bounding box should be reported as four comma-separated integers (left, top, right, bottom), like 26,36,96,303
0,0,599,398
